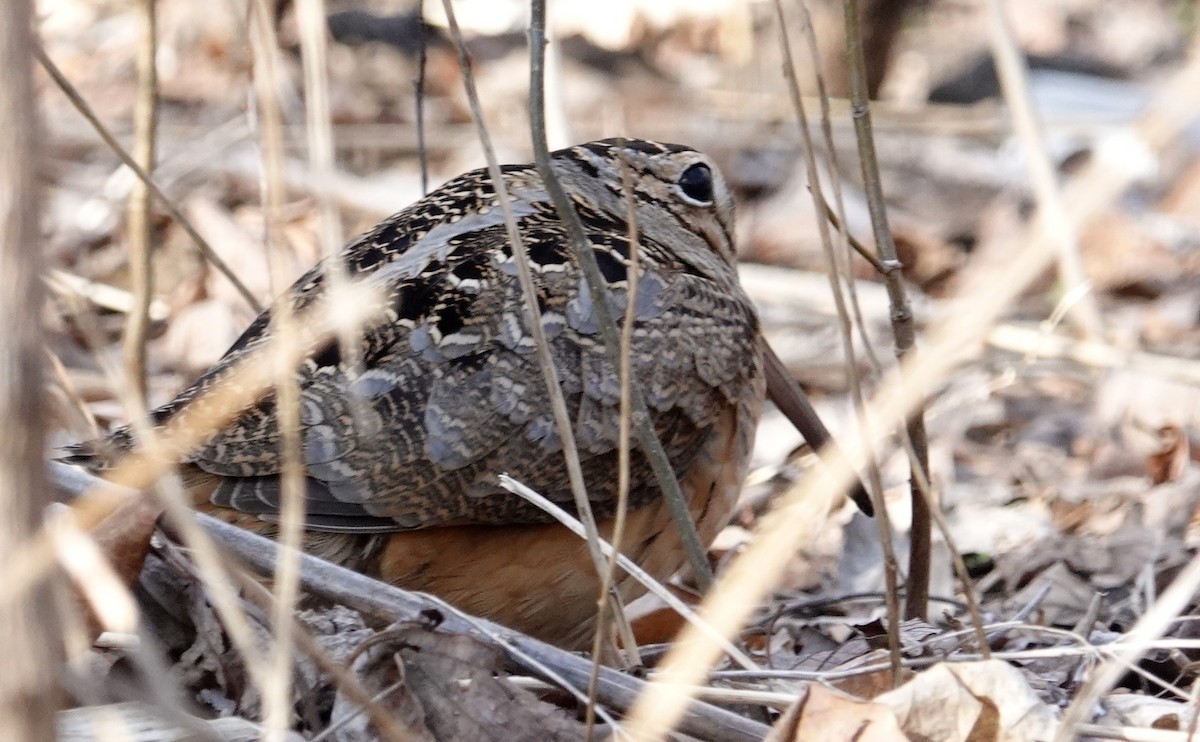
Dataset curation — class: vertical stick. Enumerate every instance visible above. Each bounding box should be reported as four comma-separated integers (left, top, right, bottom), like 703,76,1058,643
986,0,1103,338
0,3,63,739
248,2,306,737
123,0,158,401
841,0,933,620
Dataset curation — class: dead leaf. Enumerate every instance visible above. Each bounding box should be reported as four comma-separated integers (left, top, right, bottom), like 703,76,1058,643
87,493,162,591
1007,562,1096,629
1100,691,1195,731
161,299,244,377
1147,424,1189,485
768,684,908,742
330,623,585,741
876,660,1058,742
626,584,700,647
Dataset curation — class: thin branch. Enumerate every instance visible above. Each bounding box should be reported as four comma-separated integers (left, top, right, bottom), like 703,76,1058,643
414,3,429,196
776,1,900,678
247,1,306,736
841,0,934,621
438,0,613,597
33,44,263,313
781,0,903,680
526,0,715,590
586,145,644,730
795,0,989,659
815,195,887,274
122,0,158,401
766,3,997,650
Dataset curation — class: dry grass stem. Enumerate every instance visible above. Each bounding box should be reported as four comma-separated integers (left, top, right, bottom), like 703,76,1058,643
793,3,889,461
988,323,1200,383
985,0,1103,338
0,4,62,732
247,2,308,735
413,3,429,195
44,345,100,438
294,0,367,427
122,0,158,400
438,0,614,603
295,0,344,260
772,0,903,683
587,143,647,730
1073,725,1195,742
610,151,646,657
154,473,279,715
499,475,759,671
512,675,800,712
525,1,714,592
47,507,139,635
46,269,170,321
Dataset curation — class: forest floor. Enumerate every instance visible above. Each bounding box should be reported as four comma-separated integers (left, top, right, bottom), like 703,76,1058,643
39,0,1200,739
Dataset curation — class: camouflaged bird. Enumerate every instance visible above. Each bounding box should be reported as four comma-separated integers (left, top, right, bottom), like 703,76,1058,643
68,139,769,646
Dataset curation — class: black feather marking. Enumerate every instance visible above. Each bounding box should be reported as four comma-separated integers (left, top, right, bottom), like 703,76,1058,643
594,249,627,283
311,339,341,369
347,221,419,272
528,238,569,268
349,242,388,273
435,303,464,336
571,152,602,180
394,281,439,322
451,252,489,281
226,310,272,354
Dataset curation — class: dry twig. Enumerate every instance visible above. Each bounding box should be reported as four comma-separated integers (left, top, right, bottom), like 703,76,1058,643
525,0,715,592
772,0,903,684
437,0,615,615
122,0,158,400
247,0,307,736
841,0,934,622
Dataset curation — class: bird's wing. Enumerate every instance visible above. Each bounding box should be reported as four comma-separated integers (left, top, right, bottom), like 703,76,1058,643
64,173,757,533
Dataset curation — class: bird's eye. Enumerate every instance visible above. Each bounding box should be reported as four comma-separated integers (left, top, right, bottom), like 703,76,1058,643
676,163,714,205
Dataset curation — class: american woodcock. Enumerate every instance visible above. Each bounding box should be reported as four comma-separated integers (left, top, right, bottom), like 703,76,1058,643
67,138,862,647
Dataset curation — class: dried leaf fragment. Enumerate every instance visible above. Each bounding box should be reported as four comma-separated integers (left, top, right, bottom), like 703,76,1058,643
876,660,1058,742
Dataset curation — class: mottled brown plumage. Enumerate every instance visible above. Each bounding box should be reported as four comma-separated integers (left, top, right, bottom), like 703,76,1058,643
67,139,767,646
